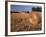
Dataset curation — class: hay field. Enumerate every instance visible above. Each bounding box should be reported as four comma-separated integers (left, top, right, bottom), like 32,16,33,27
11,11,42,32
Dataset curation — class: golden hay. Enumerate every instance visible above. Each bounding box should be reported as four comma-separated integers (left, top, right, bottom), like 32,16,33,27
11,12,42,32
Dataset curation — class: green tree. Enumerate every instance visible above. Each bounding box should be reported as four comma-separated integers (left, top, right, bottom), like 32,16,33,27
32,6,42,12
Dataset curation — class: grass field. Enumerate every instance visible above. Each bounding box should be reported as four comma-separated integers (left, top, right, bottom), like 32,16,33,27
11,11,42,32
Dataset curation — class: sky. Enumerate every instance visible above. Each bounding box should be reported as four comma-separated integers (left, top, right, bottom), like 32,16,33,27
11,5,33,12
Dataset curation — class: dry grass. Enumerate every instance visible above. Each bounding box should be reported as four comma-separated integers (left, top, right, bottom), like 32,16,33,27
11,12,42,32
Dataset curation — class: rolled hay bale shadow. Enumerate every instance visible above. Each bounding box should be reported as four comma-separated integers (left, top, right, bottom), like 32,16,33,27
11,12,42,32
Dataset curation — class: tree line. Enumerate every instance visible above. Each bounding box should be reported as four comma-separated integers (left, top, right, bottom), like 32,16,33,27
32,6,42,12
